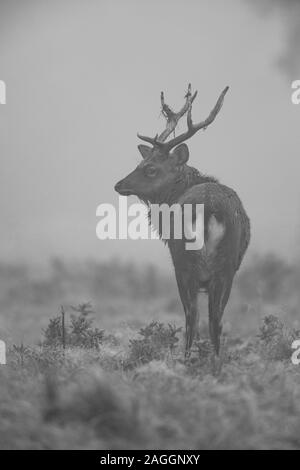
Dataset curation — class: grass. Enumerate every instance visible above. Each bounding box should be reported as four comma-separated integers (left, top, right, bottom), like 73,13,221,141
1,307,300,449
0,255,300,449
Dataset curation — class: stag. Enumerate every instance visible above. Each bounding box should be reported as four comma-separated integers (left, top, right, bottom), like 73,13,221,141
115,84,250,355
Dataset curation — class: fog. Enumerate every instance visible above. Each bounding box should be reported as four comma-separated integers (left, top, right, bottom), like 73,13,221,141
0,0,299,267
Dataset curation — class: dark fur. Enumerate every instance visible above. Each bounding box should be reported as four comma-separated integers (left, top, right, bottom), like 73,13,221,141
115,144,250,355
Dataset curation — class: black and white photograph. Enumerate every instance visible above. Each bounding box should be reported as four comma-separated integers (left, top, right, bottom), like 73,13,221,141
0,0,300,455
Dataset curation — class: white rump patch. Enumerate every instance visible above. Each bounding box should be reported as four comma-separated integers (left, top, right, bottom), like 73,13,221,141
205,215,225,255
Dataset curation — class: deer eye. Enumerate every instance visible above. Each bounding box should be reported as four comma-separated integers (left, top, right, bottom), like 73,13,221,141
144,166,157,177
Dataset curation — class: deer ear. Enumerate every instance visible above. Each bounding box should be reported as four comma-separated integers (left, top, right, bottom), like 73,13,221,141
138,144,152,159
172,143,189,165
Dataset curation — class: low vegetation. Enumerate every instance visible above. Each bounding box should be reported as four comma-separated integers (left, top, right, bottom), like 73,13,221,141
0,308,299,449
0,256,300,449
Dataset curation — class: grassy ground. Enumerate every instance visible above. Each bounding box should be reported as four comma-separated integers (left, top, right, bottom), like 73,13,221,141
0,255,300,449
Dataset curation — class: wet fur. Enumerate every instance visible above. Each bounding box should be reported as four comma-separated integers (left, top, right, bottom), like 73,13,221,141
145,164,250,355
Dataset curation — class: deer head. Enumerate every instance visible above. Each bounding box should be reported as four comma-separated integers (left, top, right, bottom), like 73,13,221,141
114,84,229,204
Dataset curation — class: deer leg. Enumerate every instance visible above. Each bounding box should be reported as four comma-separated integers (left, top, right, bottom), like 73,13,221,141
185,294,199,356
174,271,189,316
174,270,199,356
208,276,233,355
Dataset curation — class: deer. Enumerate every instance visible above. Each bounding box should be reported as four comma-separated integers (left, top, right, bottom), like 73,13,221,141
115,84,250,356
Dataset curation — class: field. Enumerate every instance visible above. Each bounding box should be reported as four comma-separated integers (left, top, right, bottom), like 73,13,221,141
0,254,300,449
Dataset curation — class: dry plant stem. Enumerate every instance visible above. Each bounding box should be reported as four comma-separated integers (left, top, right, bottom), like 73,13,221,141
61,305,66,350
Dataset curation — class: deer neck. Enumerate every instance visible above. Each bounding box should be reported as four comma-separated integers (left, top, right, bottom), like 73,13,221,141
144,165,218,241
149,165,218,206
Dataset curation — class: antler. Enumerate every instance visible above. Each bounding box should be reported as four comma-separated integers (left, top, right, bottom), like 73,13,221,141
137,84,229,152
137,83,196,148
158,83,197,142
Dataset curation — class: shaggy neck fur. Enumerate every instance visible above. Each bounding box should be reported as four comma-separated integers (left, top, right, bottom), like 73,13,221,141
145,164,218,206
141,164,218,240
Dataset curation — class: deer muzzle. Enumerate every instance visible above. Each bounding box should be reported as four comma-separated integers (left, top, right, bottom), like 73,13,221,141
114,180,133,196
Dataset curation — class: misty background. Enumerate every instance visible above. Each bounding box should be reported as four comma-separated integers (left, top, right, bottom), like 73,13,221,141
1,2,300,451
0,0,299,268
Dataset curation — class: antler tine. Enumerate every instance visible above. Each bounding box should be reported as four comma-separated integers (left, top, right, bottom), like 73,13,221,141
158,83,197,143
136,133,163,147
164,86,229,152
137,84,197,149
137,85,229,152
